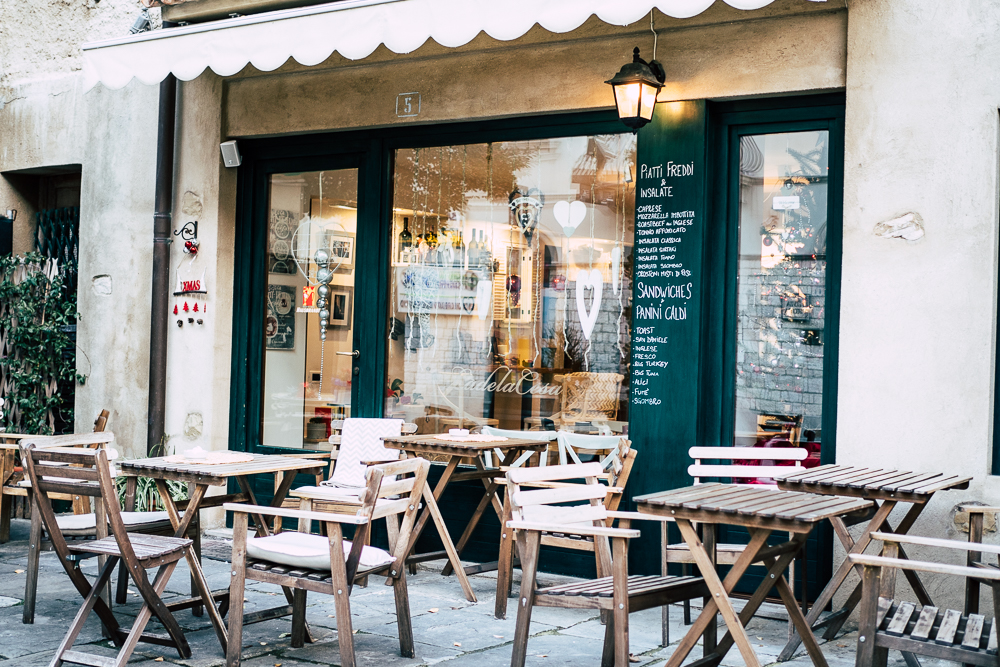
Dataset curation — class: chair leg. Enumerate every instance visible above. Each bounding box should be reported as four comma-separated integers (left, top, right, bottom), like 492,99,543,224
682,563,691,625
510,530,541,667
393,568,415,658
661,521,669,647
496,492,515,619
191,515,204,616
291,589,308,648
22,504,42,624
115,558,130,604
120,560,190,662
328,523,356,667
50,556,119,666
227,513,249,667
613,537,629,667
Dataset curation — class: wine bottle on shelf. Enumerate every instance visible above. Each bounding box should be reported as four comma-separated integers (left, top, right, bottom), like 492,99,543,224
468,231,480,268
453,232,464,267
398,216,412,263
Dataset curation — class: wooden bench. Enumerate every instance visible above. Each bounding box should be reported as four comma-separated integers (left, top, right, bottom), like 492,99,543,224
853,531,1000,667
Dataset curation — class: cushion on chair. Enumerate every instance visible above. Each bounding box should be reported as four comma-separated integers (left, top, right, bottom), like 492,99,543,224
55,511,172,536
326,418,403,489
245,531,395,571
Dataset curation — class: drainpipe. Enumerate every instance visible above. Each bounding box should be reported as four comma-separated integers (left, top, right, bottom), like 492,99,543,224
147,71,177,455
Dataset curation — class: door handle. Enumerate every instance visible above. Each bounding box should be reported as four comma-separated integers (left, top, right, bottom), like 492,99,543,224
336,350,360,359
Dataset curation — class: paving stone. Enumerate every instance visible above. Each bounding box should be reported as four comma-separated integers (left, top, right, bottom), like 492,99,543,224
283,630,462,665
447,630,607,667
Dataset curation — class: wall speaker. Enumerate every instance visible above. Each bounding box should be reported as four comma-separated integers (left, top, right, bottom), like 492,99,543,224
220,140,242,168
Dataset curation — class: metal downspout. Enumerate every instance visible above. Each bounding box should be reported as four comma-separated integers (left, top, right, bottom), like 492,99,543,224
147,72,176,455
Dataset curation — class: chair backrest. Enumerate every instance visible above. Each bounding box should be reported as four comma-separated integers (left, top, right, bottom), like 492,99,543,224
506,462,612,527
556,431,628,469
94,409,110,433
20,435,146,567
687,446,809,485
327,418,405,488
305,457,430,584
481,426,557,467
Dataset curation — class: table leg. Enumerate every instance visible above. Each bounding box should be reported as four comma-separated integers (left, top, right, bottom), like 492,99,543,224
702,523,717,656
666,520,764,667
405,457,460,551
235,477,270,537
443,478,498,576
819,501,933,641
155,483,228,651
691,531,807,667
777,499,897,661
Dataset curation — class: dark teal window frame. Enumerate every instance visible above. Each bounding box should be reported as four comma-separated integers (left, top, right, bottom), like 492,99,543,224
229,111,630,460
701,94,846,597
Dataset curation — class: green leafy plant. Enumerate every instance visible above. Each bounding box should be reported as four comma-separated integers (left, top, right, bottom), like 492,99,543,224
114,476,188,512
114,436,189,511
0,253,85,434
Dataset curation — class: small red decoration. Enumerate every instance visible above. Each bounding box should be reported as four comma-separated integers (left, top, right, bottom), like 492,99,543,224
183,301,190,312
193,303,199,312
173,305,178,315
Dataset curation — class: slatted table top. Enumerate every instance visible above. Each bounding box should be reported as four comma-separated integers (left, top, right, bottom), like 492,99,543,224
774,465,971,500
119,454,327,485
635,483,872,531
382,434,550,456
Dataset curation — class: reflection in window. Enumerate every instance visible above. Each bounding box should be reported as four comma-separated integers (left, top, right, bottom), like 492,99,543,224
262,170,358,451
734,131,829,472
386,136,636,435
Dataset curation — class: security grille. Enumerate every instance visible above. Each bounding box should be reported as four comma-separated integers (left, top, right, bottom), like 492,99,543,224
36,206,80,301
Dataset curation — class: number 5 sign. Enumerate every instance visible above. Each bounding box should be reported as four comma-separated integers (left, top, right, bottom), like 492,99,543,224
396,92,421,118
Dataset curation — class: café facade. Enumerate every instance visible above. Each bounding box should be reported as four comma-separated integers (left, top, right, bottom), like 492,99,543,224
3,0,998,606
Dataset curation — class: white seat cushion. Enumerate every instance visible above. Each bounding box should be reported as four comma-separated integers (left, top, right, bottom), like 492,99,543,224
245,531,395,571
56,511,172,536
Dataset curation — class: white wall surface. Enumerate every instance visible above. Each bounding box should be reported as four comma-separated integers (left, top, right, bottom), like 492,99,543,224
836,0,1000,611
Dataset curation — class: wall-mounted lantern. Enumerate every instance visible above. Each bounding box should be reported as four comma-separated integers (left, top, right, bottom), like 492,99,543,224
606,47,665,132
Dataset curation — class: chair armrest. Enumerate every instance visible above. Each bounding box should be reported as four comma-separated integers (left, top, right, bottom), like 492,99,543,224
850,553,1000,581
607,510,675,523
507,519,639,539
515,479,615,489
959,505,1000,514
362,459,404,466
288,487,360,502
222,503,368,525
872,531,1000,556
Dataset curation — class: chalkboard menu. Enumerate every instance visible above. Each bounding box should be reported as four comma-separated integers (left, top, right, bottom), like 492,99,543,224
627,101,707,570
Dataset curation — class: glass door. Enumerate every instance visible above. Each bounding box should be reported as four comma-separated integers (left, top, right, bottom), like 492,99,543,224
261,167,361,452
731,130,830,468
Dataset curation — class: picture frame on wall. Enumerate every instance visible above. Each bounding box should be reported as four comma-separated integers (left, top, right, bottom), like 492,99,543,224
327,286,353,328
309,198,356,272
325,231,355,272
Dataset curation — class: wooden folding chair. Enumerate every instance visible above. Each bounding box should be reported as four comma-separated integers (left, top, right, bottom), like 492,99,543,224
225,457,430,667
495,434,637,618
1,409,111,544
853,532,1000,667
21,440,224,667
665,445,810,641
23,430,184,625
505,462,709,667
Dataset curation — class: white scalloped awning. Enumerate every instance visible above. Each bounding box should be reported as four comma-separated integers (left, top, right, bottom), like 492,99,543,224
82,0,788,91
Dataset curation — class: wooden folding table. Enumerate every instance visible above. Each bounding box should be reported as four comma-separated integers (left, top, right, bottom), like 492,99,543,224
382,434,548,603
635,483,871,667
774,465,971,661
118,453,327,648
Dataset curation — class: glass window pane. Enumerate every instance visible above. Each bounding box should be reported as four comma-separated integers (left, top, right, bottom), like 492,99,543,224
733,131,829,475
262,169,358,450
386,136,636,436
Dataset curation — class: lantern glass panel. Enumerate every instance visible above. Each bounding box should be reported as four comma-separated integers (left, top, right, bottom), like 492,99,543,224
639,82,658,121
613,82,641,119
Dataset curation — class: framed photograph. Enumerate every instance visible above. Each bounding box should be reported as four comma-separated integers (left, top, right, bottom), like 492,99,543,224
265,284,296,350
327,286,353,328
326,231,355,272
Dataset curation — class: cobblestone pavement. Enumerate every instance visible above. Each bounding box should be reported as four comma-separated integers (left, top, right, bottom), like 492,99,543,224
0,519,917,667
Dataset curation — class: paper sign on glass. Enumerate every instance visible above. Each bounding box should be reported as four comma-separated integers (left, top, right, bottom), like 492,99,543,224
772,196,800,210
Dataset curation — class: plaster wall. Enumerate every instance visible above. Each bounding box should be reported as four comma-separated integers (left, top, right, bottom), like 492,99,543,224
225,8,846,137
835,0,1000,613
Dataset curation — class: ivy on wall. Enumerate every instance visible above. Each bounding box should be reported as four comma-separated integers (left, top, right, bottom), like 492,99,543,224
0,253,85,434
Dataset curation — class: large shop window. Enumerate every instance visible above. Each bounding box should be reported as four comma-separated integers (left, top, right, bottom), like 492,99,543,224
385,136,636,433
732,130,829,466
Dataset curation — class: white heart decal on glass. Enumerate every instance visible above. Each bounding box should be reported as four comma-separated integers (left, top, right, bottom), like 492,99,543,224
576,269,603,340
611,246,622,296
554,200,587,237
475,280,492,321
